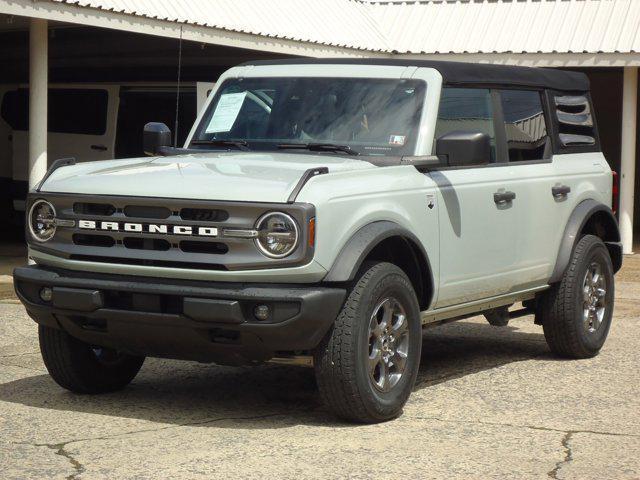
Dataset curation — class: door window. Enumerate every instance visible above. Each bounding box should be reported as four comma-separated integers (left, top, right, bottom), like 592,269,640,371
0,88,108,135
499,90,550,161
435,88,496,162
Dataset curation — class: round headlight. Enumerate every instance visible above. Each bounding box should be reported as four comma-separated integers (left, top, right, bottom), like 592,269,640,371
29,200,57,242
255,212,299,258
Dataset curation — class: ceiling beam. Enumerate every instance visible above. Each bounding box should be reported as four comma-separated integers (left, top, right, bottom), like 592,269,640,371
0,0,387,58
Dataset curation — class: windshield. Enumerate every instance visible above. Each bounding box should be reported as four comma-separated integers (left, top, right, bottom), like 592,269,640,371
190,77,426,156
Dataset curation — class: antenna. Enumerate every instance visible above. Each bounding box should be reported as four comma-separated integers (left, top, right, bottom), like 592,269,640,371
174,25,183,147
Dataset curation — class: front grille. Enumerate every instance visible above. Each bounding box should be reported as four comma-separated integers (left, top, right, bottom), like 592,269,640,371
124,205,171,219
180,208,229,222
123,237,171,251
32,193,315,271
73,233,115,248
73,202,116,216
179,240,228,255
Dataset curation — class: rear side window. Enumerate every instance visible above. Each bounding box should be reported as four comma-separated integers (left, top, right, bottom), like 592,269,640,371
436,88,496,162
499,90,550,162
0,88,108,135
553,94,596,148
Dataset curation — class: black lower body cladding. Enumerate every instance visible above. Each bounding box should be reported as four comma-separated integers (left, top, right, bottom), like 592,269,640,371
13,265,346,365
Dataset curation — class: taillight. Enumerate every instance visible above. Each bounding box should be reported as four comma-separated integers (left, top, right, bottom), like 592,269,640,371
612,171,619,215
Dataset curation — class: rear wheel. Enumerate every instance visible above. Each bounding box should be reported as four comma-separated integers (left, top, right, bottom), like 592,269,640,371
538,235,615,359
314,262,422,423
39,325,145,393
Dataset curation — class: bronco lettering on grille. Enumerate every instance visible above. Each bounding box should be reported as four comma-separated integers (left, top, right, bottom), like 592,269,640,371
78,220,218,237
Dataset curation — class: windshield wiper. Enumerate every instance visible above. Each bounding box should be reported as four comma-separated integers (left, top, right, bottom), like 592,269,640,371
277,142,359,156
190,139,251,151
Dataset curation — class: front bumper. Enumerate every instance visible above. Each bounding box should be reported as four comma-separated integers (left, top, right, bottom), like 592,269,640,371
13,265,346,365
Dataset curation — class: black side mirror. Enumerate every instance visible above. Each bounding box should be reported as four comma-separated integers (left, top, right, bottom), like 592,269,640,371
436,131,491,167
143,122,172,156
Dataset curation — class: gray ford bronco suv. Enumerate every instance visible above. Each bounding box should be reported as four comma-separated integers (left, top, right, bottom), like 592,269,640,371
14,59,622,423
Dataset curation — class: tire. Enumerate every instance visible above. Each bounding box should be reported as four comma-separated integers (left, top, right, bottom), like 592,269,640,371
39,325,145,394
314,262,422,423
538,235,615,359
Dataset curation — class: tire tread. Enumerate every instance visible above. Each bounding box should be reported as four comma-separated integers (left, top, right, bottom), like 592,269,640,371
39,325,144,394
314,262,419,423
539,235,613,359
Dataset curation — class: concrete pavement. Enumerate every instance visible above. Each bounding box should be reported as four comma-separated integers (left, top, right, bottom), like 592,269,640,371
0,257,639,479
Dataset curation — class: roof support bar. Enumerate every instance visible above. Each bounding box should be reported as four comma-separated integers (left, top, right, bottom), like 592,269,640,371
29,17,48,189
620,66,638,254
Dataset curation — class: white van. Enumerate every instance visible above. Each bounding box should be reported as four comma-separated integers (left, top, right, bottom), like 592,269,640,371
0,82,211,223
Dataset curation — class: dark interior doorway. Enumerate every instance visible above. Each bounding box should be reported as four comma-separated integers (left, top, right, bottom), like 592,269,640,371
115,88,197,159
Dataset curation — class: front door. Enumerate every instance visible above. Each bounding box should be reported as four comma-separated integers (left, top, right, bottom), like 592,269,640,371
431,88,519,308
431,166,519,308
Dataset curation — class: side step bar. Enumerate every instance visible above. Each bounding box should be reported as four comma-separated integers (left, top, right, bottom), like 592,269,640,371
421,286,547,326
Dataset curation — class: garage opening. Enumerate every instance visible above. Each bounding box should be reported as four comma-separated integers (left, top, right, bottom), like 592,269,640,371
0,16,288,262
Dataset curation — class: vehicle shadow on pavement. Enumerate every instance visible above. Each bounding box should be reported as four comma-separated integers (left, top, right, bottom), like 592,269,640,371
416,319,552,388
0,319,552,427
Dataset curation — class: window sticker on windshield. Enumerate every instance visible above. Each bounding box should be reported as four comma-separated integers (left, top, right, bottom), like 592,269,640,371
205,92,247,133
389,135,406,146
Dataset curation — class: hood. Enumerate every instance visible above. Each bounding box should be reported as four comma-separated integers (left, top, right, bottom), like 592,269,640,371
40,151,375,203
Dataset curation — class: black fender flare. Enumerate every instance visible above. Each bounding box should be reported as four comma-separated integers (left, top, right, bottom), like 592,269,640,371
550,199,622,283
324,221,434,307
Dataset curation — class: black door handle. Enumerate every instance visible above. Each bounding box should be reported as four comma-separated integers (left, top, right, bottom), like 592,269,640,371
494,191,516,204
90,144,108,151
552,185,571,198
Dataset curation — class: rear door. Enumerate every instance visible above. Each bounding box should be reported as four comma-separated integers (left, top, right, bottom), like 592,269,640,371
497,89,606,285
494,89,559,287
48,86,119,164
8,85,119,185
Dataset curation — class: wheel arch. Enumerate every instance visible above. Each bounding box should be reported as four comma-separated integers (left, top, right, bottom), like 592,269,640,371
324,221,434,310
550,199,622,283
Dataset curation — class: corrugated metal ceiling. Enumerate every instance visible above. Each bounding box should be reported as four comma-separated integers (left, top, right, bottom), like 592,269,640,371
49,0,640,55
371,0,640,54
50,0,391,51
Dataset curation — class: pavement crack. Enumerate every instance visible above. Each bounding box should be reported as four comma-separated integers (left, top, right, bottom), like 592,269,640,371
13,412,289,460
413,415,640,479
100,411,291,440
36,442,85,480
0,351,39,358
548,431,573,479
411,415,640,438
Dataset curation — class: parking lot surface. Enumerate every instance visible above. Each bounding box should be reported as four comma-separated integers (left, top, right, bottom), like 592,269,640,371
1,256,639,479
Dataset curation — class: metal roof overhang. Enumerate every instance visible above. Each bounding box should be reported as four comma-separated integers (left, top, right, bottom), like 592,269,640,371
0,0,387,58
1,0,640,67
372,0,640,67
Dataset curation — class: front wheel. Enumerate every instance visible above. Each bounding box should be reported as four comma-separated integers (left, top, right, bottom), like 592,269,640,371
39,325,145,394
537,235,615,359
314,262,422,423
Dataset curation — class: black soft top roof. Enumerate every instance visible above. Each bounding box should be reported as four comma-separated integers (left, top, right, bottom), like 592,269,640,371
239,58,589,92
